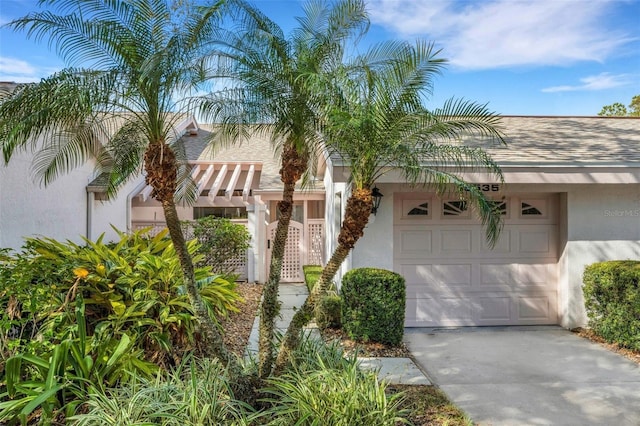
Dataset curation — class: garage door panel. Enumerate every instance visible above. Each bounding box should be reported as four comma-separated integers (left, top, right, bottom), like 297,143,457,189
477,296,511,321
517,264,554,285
481,229,512,253
397,229,432,254
441,230,473,253
480,264,515,286
394,192,559,327
401,263,473,287
400,264,433,284
517,293,557,322
519,230,551,253
405,296,474,326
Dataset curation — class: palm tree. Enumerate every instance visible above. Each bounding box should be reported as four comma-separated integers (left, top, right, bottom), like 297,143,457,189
198,0,368,378
0,0,237,367
274,40,506,373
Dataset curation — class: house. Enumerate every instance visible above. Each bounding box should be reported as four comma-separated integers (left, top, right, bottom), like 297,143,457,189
1,115,639,329
332,116,640,329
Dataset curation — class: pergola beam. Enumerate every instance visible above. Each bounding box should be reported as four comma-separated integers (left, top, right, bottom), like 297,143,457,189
225,164,242,201
208,164,228,203
243,164,255,202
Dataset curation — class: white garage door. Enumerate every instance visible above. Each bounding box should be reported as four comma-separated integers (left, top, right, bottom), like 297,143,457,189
394,192,559,327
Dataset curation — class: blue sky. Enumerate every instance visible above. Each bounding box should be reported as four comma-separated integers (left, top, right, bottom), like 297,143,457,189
0,0,639,116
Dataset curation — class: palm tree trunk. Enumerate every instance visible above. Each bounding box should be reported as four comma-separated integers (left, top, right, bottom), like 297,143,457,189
258,142,307,378
258,180,294,378
162,201,234,362
144,142,237,367
274,187,372,374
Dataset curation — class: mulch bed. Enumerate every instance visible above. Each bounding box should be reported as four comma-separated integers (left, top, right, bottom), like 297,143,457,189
223,283,410,358
219,282,264,356
572,327,640,366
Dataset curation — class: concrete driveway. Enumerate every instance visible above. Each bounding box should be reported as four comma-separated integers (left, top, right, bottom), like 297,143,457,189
404,326,640,426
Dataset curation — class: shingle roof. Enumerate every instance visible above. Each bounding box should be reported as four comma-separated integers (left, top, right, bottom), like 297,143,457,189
185,124,284,191
469,116,640,166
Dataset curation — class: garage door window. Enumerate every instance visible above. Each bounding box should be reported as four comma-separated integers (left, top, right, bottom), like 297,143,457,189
443,200,469,217
408,203,429,216
489,199,509,217
521,199,546,217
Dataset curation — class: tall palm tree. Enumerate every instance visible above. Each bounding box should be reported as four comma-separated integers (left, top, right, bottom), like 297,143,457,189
199,0,368,378
275,40,506,372
0,0,237,367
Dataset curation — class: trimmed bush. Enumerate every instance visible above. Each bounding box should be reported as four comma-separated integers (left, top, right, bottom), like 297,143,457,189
341,268,406,346
315,295,342,330
583,261,640,350
303,264,323,292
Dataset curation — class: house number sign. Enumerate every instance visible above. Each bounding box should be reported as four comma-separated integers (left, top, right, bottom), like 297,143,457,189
471,184,501,192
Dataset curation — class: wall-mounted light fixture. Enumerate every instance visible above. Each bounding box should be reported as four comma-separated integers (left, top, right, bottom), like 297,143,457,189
371,186,383,215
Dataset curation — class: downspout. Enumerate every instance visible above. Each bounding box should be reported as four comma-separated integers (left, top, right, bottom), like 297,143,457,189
127,180,148,232
86,191,94,241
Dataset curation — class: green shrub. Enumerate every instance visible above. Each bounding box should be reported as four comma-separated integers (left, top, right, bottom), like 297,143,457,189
583,261,640,350
303,264,323,292
315,294,342,330
186,217,251,281
341,268,406,346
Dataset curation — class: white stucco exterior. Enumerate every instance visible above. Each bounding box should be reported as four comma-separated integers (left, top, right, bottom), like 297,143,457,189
0,144,96,249
2,115,639,329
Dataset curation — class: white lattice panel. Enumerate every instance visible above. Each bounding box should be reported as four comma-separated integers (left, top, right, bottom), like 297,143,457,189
268,221,303,282
307,221,324,266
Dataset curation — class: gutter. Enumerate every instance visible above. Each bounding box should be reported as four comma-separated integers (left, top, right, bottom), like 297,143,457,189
86,191,94,241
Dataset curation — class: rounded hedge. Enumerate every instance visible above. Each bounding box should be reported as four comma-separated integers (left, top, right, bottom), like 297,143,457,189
341,268,406,346
583,260,640,350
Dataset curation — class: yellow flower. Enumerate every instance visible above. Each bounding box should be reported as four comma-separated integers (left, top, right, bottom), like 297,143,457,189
73,267,89,279
96,264,106,276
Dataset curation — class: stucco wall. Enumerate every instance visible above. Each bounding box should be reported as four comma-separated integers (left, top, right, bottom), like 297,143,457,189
0,148,95,249
563,184,640,327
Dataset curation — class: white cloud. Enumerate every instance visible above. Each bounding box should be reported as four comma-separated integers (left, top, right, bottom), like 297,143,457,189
0,56,39,82
367,0,634,69
0,57,61,83
541,73,634,93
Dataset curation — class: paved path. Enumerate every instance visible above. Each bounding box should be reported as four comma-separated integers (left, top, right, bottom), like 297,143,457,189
404,326,640,426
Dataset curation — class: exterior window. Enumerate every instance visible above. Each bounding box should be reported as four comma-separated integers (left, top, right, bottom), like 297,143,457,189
408,202,429,216
521,202,543,216
194,207,248,219
443,200,469,217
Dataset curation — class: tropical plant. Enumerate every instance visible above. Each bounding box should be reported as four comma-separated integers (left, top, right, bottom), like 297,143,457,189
0,0,235,366
261,348,408,426
275,39,505,372
199,0,369,377
1,298,157,425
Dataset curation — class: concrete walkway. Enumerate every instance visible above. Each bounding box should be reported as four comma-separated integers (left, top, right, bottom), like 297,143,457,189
404,327,640,426
246,283,429,385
